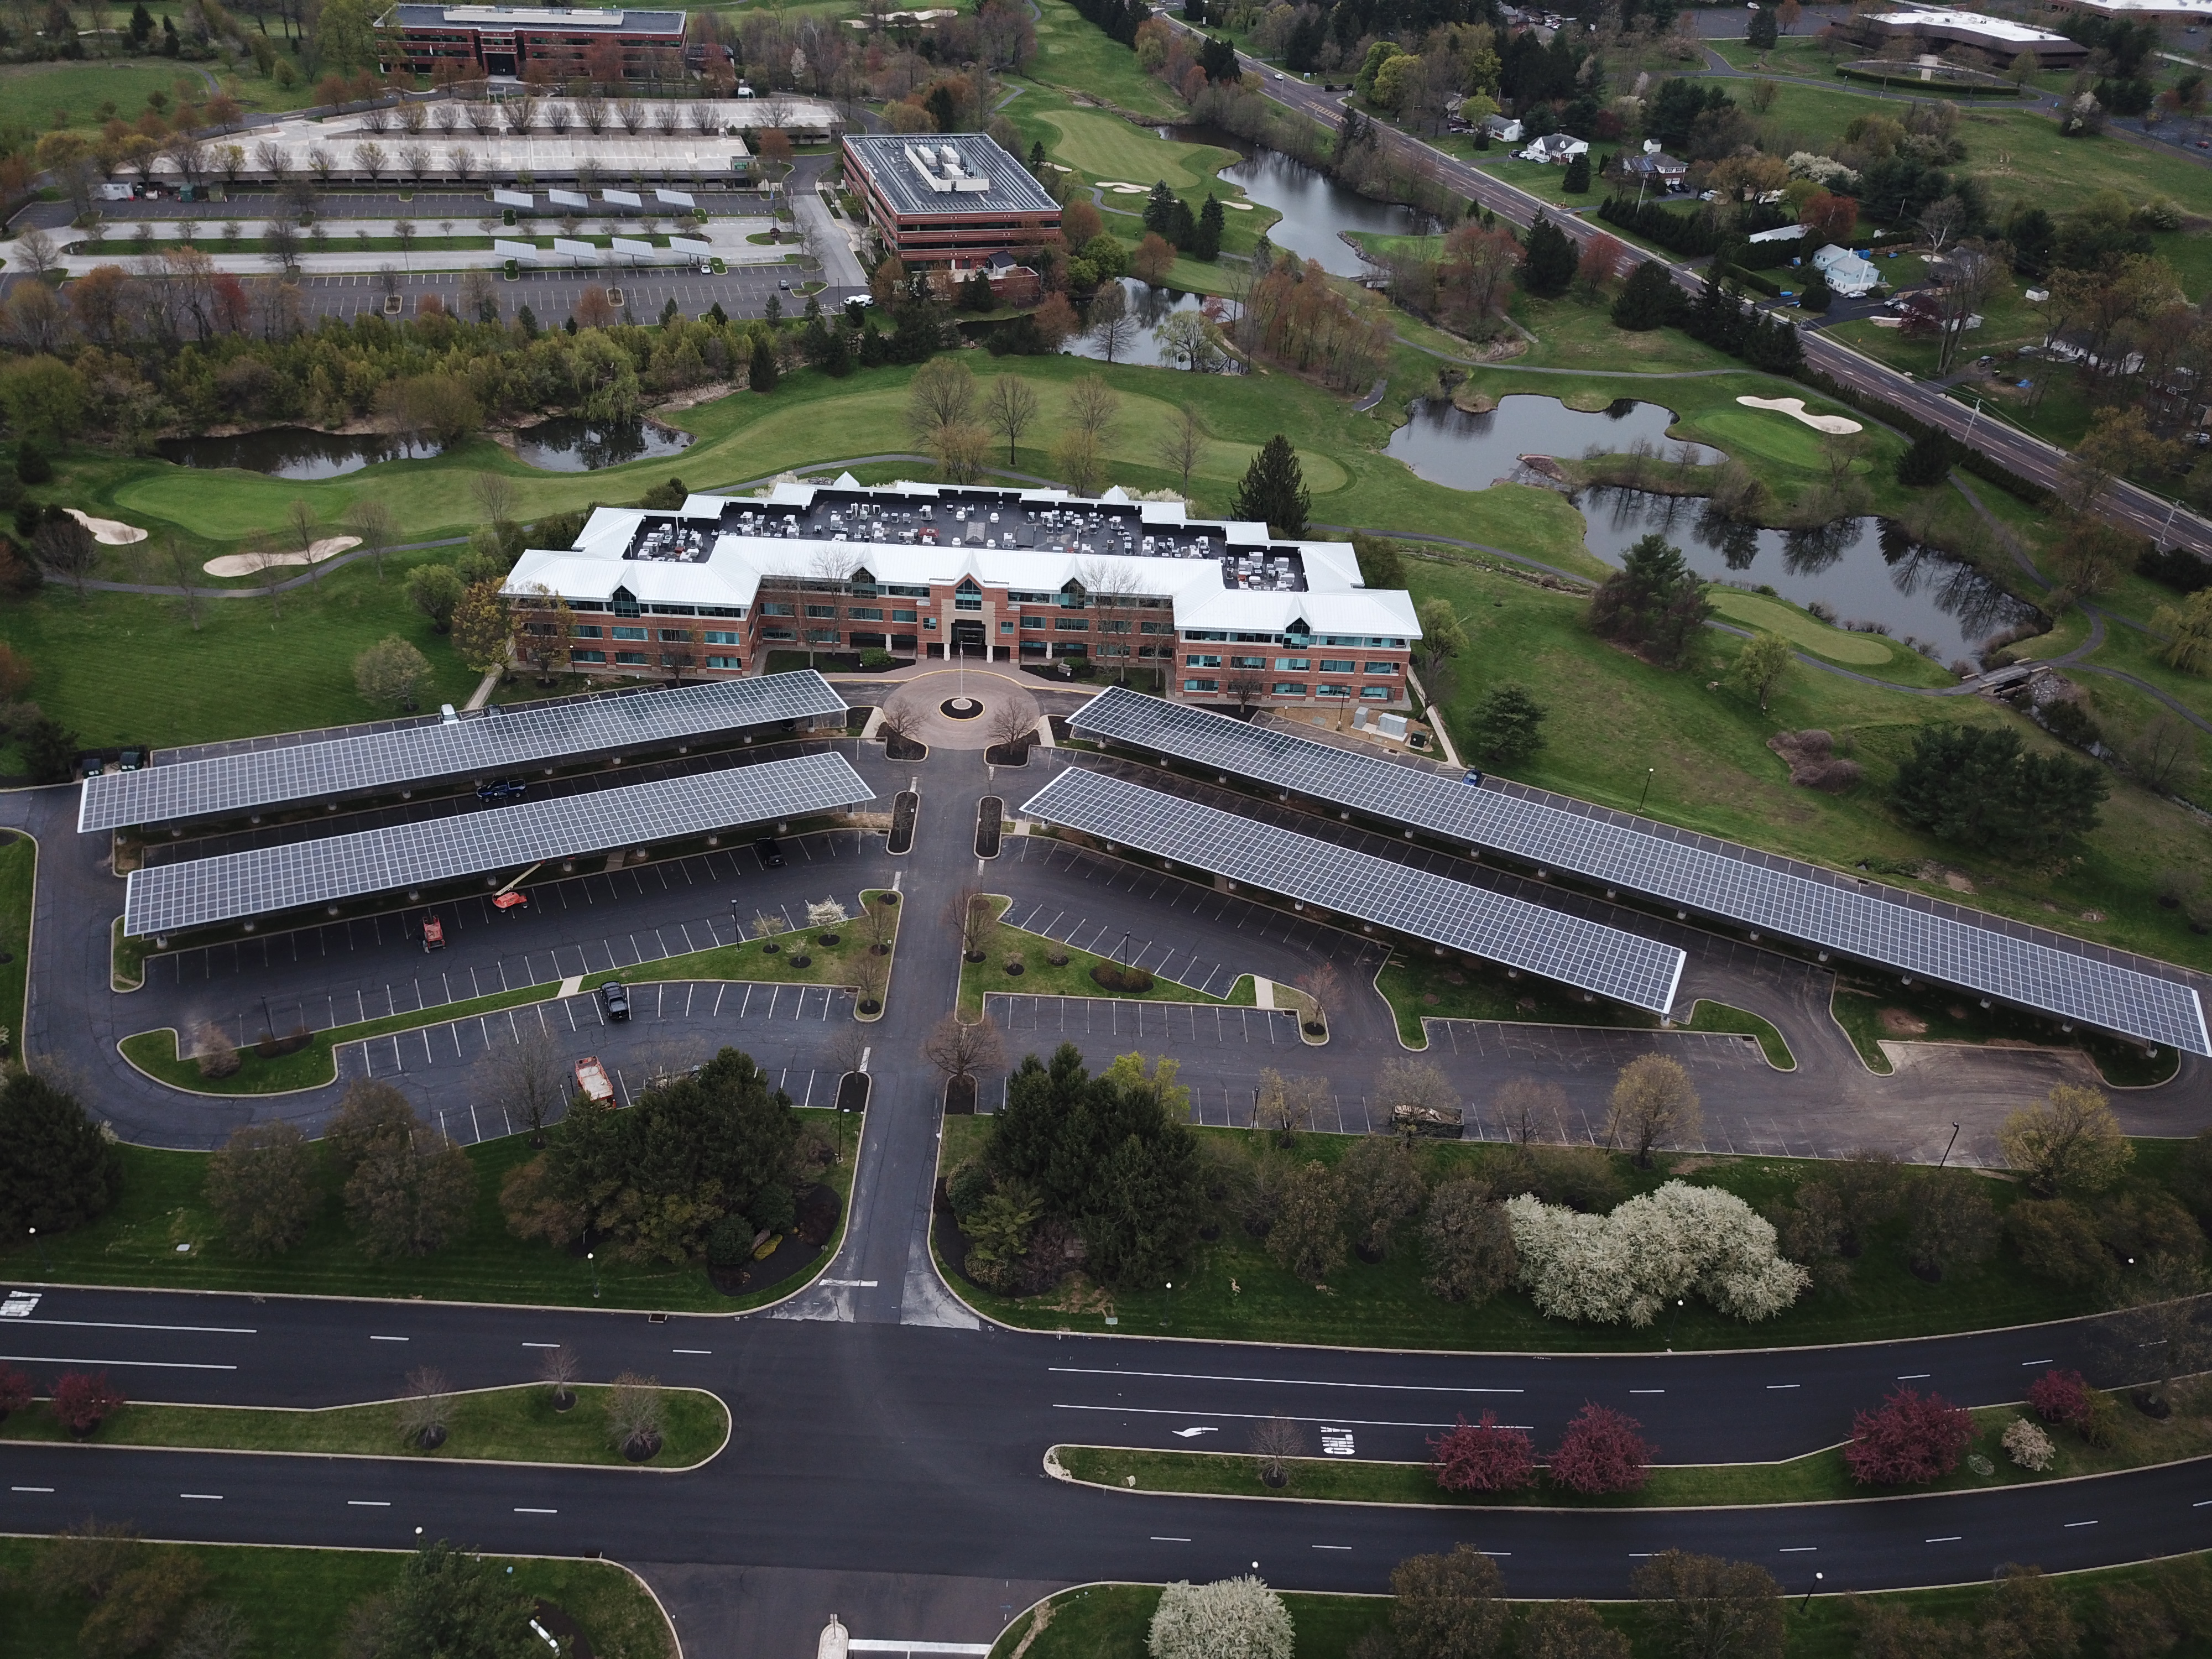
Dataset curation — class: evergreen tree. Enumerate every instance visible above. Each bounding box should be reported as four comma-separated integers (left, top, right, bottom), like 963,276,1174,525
1896,429,1959,488
1739,311,1802,373
1193,196,1225,262
749,333,779,394
366,1541,536,1659
1143,180,1177,235
706,300,727,326
1890,726,2108,854
514,302,539,338
1796,270,1832,314
1232,434,1311,536
1587,533,1711,667
1167,197,1197,249
1747,4,1777,48
823,324,854,377
1470,682,1548,765
1562,152,1591,194
0,1071,122,1240
1521,215,1577,298
1199,34,1238,80
1027,138,1048,175
19,714,76,784
127,0,152,42
1611,260,1677,330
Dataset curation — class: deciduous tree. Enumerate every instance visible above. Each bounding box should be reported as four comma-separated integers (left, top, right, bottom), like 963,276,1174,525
1431,1410,1536,1493
1629,1551,1785,1659
1551,1403,1651,1493
1999,1084,2132,1196
1844,1387,1975,1485
353,635,432,711
1391,1545,1513,1659
1422,1178,1517,1304
204,1120,317,1257
1605,1053,1700,1167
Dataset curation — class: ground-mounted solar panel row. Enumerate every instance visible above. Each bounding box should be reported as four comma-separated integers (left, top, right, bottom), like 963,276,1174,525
122,751,874,938
1067,687,2210,1057
81,672,849,834
1019,767,1687,1016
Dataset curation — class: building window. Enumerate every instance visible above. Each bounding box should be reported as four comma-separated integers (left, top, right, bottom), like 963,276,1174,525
849,607,884,621
954,596,983,611
1187,654,1222,668
1140,620,1172,634
704,630,742,645
612,626,648,640
893,608,918,623
805,604,837,619
1317,683,1351,698
1000,620,1015,633
705,655,741,669
1275,657,1308,671
573,625,603,638
1230,655,1265,670
1319,659,1355,673
1365,661,1399,675
806,629,841,644
1184,678,1218,692
572,649,607,662
1360,686,1391,700
615,651,649,665
761,602,794,616
1020,615,1046,629
763,627,795,640
1272,682,1306,696
1053,618,1088,632
659,629,692,643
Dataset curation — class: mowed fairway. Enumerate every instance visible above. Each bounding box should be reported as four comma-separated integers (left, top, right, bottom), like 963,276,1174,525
1037,108,1240,191
1705,588,1898,665
0,60,194,130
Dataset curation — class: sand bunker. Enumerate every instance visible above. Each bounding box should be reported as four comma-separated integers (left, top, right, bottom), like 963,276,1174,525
1222,199,1254,210
202,535,362,577
1735,395,1863,435
65,509,147,545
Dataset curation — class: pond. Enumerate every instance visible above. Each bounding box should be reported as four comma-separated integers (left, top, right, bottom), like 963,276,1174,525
513,418,695,473
1581,488,2041,666
1163,126,1437,278
1063,278,1241,371
154,427,442,479
1385,394,1700,489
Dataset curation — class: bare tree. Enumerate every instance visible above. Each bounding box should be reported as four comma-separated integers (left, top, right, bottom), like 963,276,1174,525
397,1366,452,1448
987,697,1037,754
471,471,519,528
948,887,1000,961
1375,1058,1462,1134
1084,280,1139,363
862,891,899,954
14,227,57,281
536,1344,581,1410
1250,1415,1307,1485
1604,1053,1701,1167
1065,372,1120,443
1491,1076,1568,1145
484,1022,568,1145
286,498,323,583
1077,558,1146,684
875,700,921,752
983,374,1040,468
922,1011,1005,1086
1221,665,1268,716
348,498,398,582
1293,963,1342,1035
1254,1067,1331,1139
2129,713,2202,795
1156,403,1207,495
32,513,98,597
161,529,204,630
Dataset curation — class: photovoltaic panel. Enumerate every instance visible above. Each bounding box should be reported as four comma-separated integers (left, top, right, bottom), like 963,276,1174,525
81,672,849,834
1069,688,2211,1056
1019,768,1686,1015
122,752,872,938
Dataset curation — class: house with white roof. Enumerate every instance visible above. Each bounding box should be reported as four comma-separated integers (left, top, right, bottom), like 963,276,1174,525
1812,244,1882,296
500,476,1421,711
1517,132,1589,164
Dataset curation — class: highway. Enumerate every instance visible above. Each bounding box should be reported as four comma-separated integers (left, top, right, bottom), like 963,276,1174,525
1179,25,2212,561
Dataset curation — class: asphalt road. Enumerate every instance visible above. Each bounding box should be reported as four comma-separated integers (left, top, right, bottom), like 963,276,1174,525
1182,21,2212,564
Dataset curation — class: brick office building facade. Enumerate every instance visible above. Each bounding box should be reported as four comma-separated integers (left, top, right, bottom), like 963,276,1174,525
380,4,688,82
501,478,1421,711
839,132,1061,273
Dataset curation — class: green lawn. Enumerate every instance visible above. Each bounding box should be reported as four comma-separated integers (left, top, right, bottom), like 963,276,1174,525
0,1110,853,1312
0,59,204,132
1020,0,1186,123
0,1537,674,1659
1829,979,2179,1087
935,1118,2138,1351
1704,588,1900,666
0,833,33,1051
992,1561,2212,1659
1685,998,1794,1068
1053,1392,2211,1506
1035,109,1233,191
0,1382,727,1468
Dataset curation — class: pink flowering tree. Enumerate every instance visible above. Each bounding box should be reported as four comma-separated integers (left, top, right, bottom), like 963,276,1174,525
1548,1404,1651,1495
2027,1369,2093,1429
1843,1387,1976,1485
1431,1410,1536,1493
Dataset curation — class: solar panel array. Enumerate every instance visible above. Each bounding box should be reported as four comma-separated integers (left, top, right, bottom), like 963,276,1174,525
123,752,873,938
1019,767,1686,1014
1069,687,2211,1056
81,672,849,833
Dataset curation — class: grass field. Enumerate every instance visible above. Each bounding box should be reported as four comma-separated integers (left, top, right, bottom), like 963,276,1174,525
1704,588,1900,666
0,1109,853,1312
990,1561,2212,1659
0,1381,728,1468
936,1117,2143,1351
0,1538,674,1659
1036,109,1233,191
0,834,33,1051
0,60,205,132
959,893,1255,1018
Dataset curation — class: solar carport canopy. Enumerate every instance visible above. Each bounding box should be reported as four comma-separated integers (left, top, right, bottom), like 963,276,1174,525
1070,688,2212,1056
81,672,849,833
123,751,873,938
1020,767,1687,1015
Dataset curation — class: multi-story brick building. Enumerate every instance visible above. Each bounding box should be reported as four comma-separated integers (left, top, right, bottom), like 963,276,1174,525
839,133,1061,274
380,4,688,82
500,477,1421,711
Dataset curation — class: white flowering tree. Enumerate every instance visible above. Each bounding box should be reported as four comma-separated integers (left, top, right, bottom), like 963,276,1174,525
1149,1577,1294,1659
806,898,849,932
1505,1181,1810,1326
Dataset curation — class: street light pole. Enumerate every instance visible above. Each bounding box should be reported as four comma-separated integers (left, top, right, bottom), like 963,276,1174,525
588,1250,599,1299
1799,1572,1824,1613
29,1226,49,1274
1636,767,1654,814
1937,1122,1962,1168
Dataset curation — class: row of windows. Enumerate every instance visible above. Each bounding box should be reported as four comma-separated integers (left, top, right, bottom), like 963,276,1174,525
1186,655,1399,674
1184,680,1393,700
